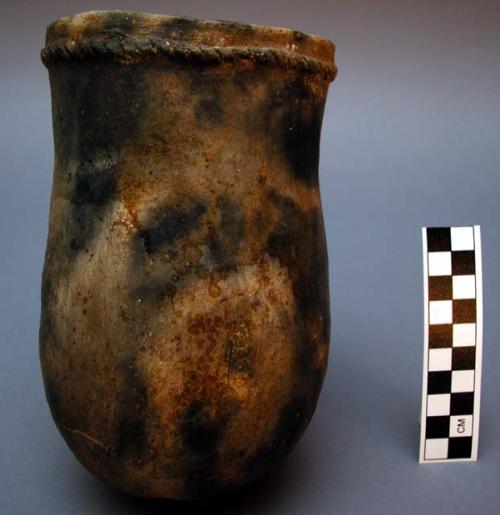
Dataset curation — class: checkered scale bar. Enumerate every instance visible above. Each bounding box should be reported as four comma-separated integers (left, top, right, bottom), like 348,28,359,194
419,226,483,463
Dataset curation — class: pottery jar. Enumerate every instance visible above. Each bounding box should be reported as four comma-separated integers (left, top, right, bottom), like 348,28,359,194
40,10,337,499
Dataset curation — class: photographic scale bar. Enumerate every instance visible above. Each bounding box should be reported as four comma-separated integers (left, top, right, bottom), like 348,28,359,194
419,226,483,463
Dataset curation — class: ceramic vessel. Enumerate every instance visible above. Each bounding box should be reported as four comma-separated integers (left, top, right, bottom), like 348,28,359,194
40,10,337,499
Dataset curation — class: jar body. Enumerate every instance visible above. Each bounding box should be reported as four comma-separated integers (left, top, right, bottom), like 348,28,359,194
40,11,335,499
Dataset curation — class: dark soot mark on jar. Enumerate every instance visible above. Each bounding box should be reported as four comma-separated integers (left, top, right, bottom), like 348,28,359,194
264,77,325,186
91,11,146,36
181,399,239,498
72,161,117,208
40,273,58,350
245,395,310,481
137,201,207,255
293,30,310,42
208,196,245,272
266,190,329,320
157,17,200,40
43,375,67,428
114,358,150,461
190,73,222,94
46,21,68,42
213,19,256,34
191,73,225,129
181,400,226,455
52,61,148,254
195,98,225,127
233,74,251,94
132,281,177,306
266,189,330,374
224,338,256,375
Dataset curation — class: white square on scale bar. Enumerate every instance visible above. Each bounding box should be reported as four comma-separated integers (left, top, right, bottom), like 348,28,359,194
429,300,453,324
428,349,452,371
451,227,474,251
453,324,476,347
427,394,451,416
428,252,452,276
449,415,473,437
451,370,475,393
425,439,449,460
453,275,476,299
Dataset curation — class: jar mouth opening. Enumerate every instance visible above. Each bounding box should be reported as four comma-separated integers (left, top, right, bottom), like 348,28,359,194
42,10,337,81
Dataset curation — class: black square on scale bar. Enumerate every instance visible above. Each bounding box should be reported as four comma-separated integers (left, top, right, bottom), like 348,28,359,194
427,228,451,252
452,347,476,370
453,299,477,324
428,371,452,394
452,251,476,275
428,276,453,300
429,324,453,348
448,437,473,459
450,392,474,415
426,416,450,438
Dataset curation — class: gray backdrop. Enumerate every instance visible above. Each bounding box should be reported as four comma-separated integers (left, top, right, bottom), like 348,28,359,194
1,1,499,513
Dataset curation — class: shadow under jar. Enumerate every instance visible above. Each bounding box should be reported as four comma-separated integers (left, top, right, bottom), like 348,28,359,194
40,10,337,500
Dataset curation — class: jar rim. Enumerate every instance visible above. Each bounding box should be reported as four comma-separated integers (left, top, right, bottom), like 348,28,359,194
41,10,337,81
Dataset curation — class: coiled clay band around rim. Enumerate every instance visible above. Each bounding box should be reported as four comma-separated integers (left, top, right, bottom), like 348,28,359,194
41,36,338,82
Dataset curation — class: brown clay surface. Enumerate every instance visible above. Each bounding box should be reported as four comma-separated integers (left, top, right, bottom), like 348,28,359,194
40,10,336,499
